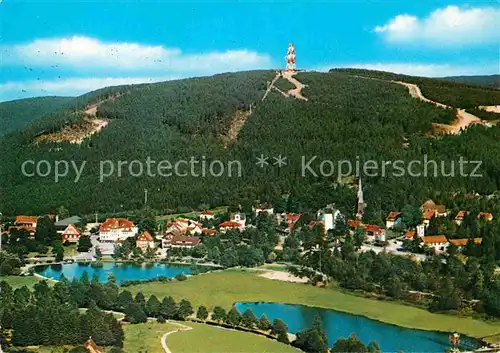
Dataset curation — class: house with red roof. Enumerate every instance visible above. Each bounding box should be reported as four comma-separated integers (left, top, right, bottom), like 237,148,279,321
202,228,217,236
61,224,81,244
403,230,416,240
421,199,447,218
477,212,494,222
454,210,471,225
347,219,362,229
363,224,386,242
421,235,449,253
275,213,301,233
8,215,38,236
99,218,138,243
166,218,203,236
219,221,245,232
347,219,386,242
199,210,215,220
164,235,201,248
449,237,482,248
385,211,402,229
136,231,155,251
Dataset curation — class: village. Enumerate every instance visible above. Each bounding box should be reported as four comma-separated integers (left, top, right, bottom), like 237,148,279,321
1,177,491,266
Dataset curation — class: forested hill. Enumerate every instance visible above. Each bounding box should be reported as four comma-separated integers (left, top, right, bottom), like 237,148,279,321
443,75,500,89
0,96,75,136
331,68,500,109
1,69,500,222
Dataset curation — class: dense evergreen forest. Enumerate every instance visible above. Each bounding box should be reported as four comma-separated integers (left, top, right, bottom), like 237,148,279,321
332,68,500,108
0,96,74,136
1,70,499,220
443,75,500,89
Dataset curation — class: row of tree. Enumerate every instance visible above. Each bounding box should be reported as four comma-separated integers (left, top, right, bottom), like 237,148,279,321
0,280,124,348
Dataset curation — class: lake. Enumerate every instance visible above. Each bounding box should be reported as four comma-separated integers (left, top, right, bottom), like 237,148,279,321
34,262,209,283
235,302,481,352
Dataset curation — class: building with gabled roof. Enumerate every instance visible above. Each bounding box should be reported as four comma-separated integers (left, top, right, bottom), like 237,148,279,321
454,210,470,225
421,199,447,218
230,212,246,229
202,228,217,236
61,224,81,243
477,212,494,222
363,224,386,242
317,202,342,233
9,215,38,236
164,235,201,248
136,231,155,251
99,218,138,243
275,212,301,233
386,211,402,229
422,235,449,253
199,210,215,220
219,221,245,232
449,238,482,248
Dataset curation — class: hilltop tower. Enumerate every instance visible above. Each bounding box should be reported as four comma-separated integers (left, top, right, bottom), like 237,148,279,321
286,42,296,71
356,177,366,221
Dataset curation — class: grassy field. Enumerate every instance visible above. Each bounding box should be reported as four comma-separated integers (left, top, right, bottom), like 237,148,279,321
122,322,177,353
1,275,43,288
156,206,228,221
167,321,299,353
128,269,500,342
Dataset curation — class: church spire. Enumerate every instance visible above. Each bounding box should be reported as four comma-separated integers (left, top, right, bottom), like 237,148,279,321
356,177,366,221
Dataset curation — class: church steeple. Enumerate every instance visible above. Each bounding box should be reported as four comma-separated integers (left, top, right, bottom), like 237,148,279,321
356,177,366,221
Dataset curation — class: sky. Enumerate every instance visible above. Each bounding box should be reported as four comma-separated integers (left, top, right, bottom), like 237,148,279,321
0,0,498,102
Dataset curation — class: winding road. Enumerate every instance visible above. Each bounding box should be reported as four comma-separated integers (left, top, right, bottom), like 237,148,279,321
393,81,484,135
262,70,308,102
282,71,308,101
352,74,498,135
161,321,193,353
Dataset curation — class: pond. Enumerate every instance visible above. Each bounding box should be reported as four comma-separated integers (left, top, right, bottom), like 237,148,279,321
235,302,481,352
34,262,210,284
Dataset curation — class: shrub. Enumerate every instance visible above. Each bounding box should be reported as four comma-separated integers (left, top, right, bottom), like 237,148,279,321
90,261,104,268
175,273,188,281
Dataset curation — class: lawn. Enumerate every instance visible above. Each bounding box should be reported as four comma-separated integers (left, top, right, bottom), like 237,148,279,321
156,206,228,221
128,269,500,343
167,321,299,353
1,275,43,288
122,321,178,353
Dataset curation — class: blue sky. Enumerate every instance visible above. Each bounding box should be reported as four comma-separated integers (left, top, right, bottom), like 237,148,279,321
0,0,498,101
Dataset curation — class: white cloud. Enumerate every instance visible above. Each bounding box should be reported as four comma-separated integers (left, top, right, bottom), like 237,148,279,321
1,36,272,73
316,62,499,77
0,76,179,102
374,5,500,46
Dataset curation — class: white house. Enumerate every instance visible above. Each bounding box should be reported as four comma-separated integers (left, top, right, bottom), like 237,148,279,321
163,235,201,249
364,224,386,242
317,203,342,232
253,204,274,216
416,224,426,238
230,213,246,229
385,212,402,229
166,218,203,236
422,235,449,253
136,231,155,251
61,224,81,244
99,218,138,243
199,210,215,220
